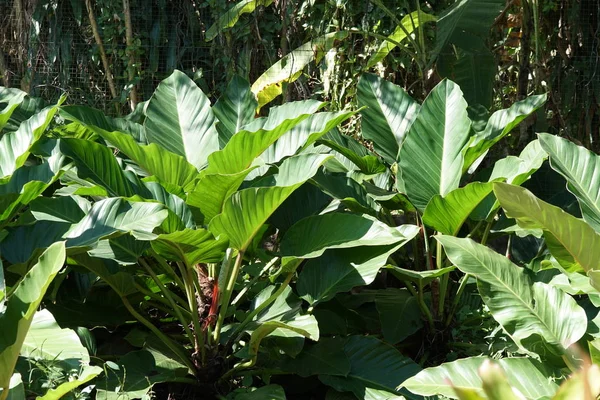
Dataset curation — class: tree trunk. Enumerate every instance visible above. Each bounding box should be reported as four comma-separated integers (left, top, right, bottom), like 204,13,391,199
123,0,138,110
85,0,118,102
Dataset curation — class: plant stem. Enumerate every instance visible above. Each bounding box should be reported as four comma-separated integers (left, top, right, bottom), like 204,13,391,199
139,258,195,347
445,272,471,327
417,280,435,330
231,257,279,307
437,240,448,316
120,296,194,372
150,250,186,289
213,251,244,345
177,262,204,361
229,271,294,344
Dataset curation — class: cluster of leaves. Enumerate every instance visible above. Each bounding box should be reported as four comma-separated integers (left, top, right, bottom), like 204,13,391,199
0,69,599,400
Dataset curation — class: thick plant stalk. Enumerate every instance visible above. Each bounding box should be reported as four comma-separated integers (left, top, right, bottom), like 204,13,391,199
213,251,243,345
85,0,118,101
122,0,138,110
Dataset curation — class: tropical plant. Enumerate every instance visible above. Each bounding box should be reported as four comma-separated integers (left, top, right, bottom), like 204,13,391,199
1,69,599,400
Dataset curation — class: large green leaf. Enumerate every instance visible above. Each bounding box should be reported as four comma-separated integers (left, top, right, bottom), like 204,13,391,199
463,94,547,172
296,243,406,305
367,11,437,68
231,385,287,400
21,309,90,368
538,133,600,232
0,102,61,178
257,109,356,168
0,88,27,132
64,198,168,247
398,79,471,211
251,32,349,108
423,182,493,235
278,338,351,377
205,0,274,41
375,288,422,344
60,105,146,143
358,73,419,164
213,75,258,146
319,336,421,400
401,357,559,399
0,242,66,393
0,163,60,227
204,100,323,175
60,138,135,197
95,129,198,191
438,43,496,108
281,213,419,259
209,153,332,250
432,0,504,63
437,235,587,355
188,101,325,224
144,70,218,170
494,183,600,281
151,228,228,266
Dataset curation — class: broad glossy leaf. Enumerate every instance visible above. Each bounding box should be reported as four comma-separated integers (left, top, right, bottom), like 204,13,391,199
538,133,600,232
205,0,274,41
401,356,558,399
1,373,24,400
281,213,419,259
423,182,493,235
375,288,422,344
209,154,331,251
438,235,587,355
60,105,146,143
279,338,350,377
252,32,349,108
0,221,70,265
471,140,547,221
367,11,437,67
205,100,324,175
143,181,194,232
297,243,405,305
320,336,421,399
21,309,90,368
0,242,66,391
0,88,26,131
438,43,496,108
88,235,149,265
432,0,504,63
0,164,59,226
312,173,379,215
257,109,356,168
98,129,198,191
386,265,456,286
0,102,60,178
30,195,88,223
213,75,258,146
144,70,218,170
318,139,386,175
399,79,471,211
358,73,419,164
64,198,168,247
463,94,547,172
494,183,600,280
60,138,135,197
151,228,228,266
189,101,325,224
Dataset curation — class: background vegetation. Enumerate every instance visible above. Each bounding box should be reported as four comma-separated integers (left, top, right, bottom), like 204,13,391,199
1,0,600,399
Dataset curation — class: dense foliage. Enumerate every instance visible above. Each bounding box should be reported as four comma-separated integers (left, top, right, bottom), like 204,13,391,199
0,68,599,400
